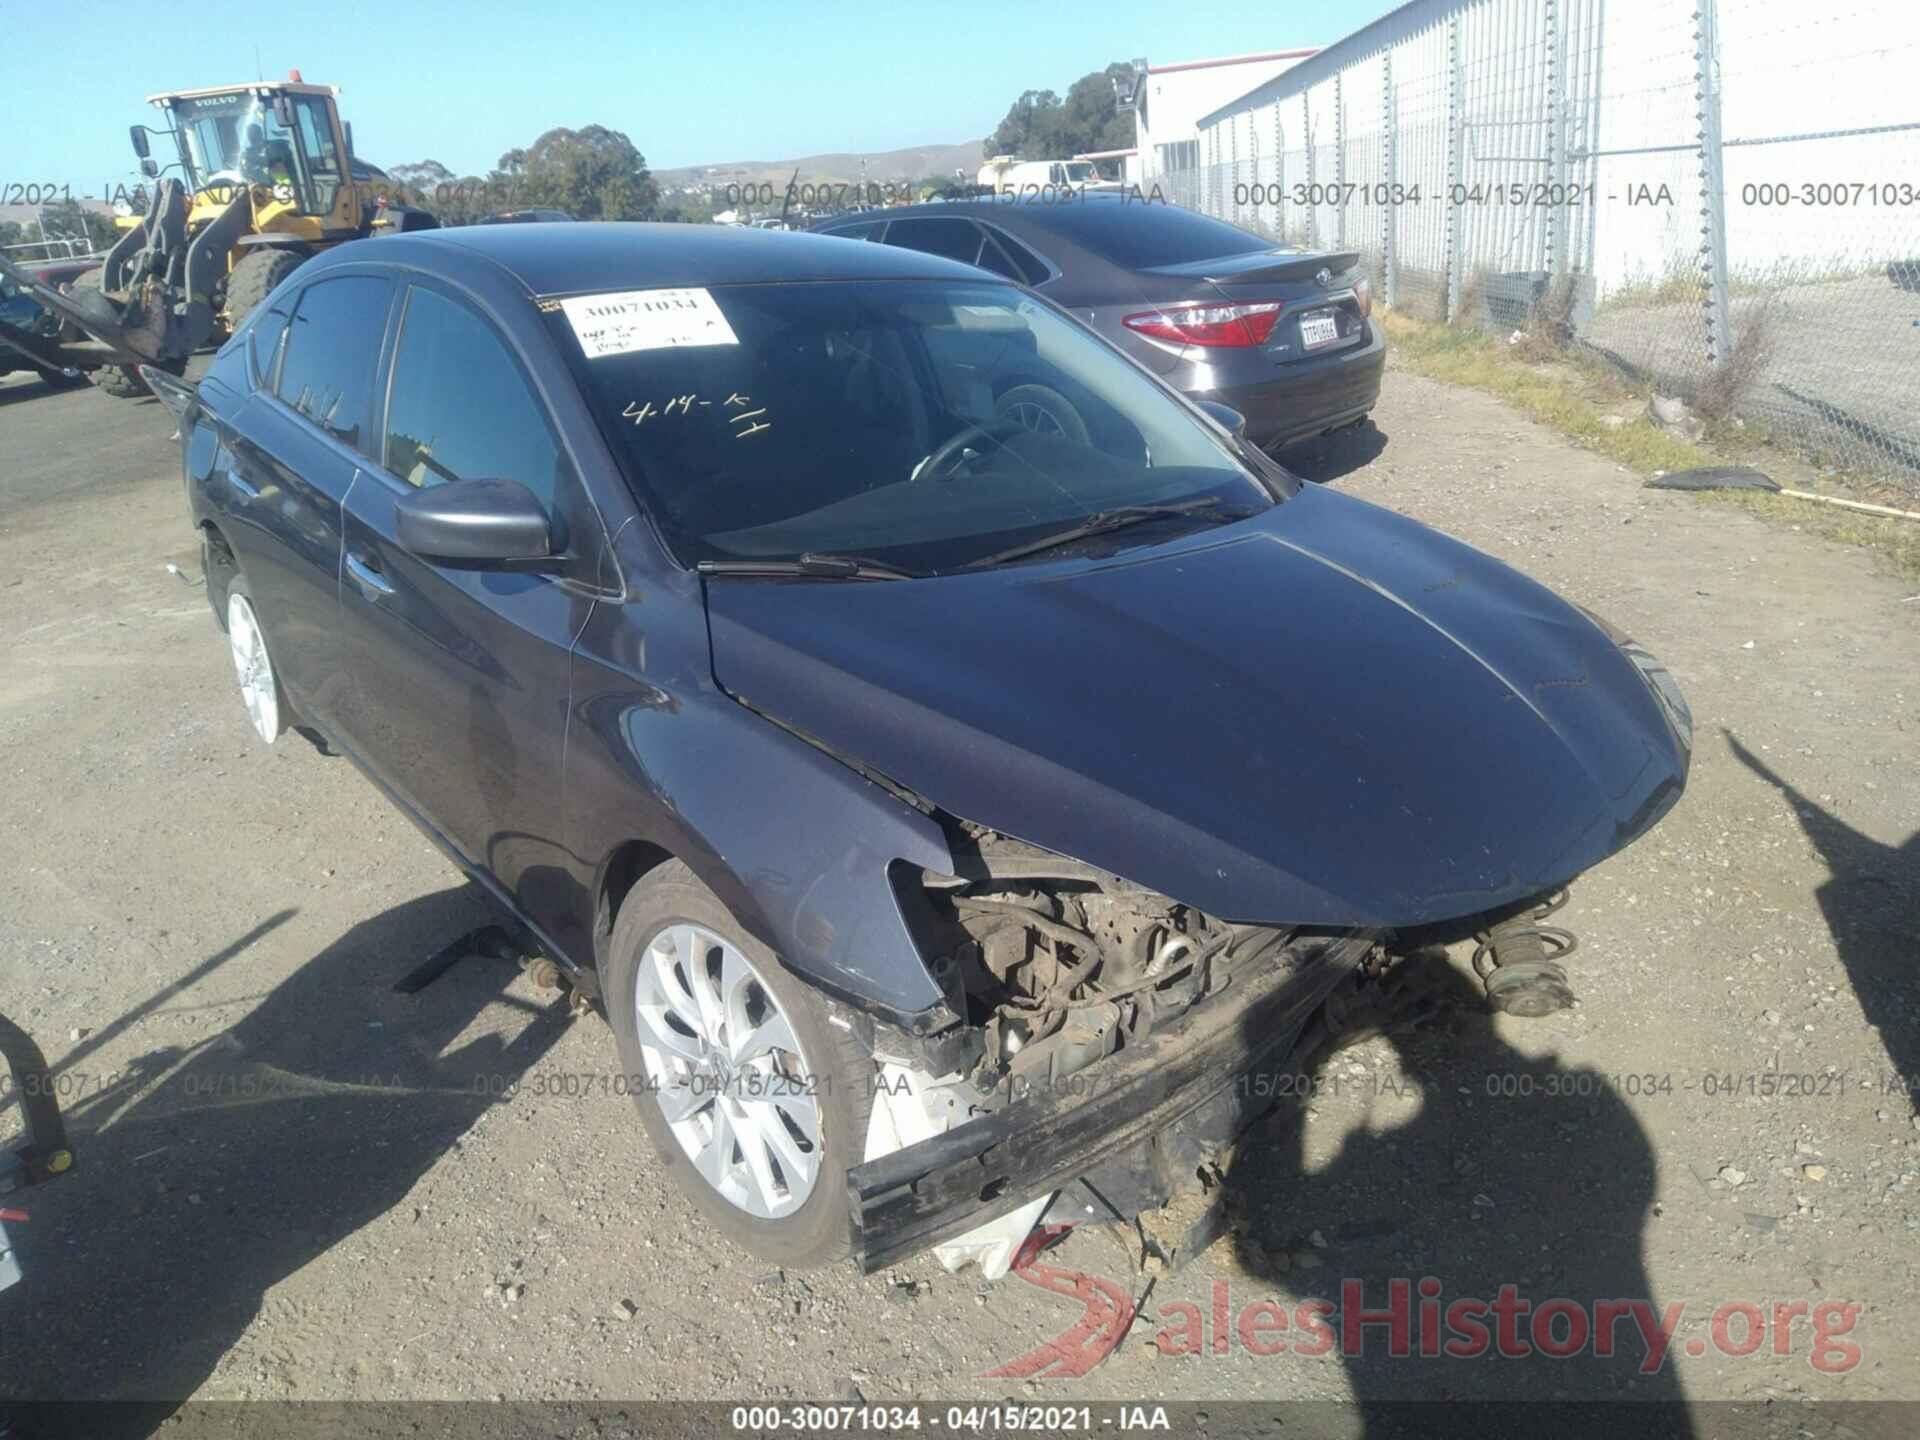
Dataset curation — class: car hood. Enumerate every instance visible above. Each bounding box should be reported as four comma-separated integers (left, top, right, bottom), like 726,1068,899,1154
702,484,1689,926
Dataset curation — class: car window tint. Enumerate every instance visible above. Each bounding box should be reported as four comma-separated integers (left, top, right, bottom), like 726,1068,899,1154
826,221,883,242
978,228,1050,285
1033,203,1271,268
884,218,984,266
384,285,565,514
275,274,391,445
250,292,293,387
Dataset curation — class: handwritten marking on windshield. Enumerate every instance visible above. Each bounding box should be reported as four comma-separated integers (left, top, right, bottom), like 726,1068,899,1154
620,392,761,426
730,408,771,439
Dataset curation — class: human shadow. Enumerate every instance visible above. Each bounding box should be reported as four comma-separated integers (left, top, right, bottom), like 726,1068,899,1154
1219,952,1693,1429
1726,732,1920,1116
1269,417,1389,487
0,882,575,1434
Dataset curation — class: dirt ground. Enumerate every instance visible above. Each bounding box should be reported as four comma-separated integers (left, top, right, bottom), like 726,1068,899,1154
0,356,1915,1420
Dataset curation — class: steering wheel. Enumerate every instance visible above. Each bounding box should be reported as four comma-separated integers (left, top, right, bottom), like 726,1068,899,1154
914,419,1025,481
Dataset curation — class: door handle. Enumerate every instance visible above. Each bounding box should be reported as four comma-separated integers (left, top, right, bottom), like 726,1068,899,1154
226,467,260,500
345,550,395,598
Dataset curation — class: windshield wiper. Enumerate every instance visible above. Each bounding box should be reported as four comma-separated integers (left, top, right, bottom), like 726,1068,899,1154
958,499,1260,571
696,552,924,581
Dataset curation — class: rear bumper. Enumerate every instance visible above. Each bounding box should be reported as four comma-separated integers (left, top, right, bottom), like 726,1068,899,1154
1183,323,1386,451
846,932,1372,1272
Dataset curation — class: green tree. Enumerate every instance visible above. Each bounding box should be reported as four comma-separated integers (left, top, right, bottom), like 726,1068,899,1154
493,126,659,221
985,62,1136,159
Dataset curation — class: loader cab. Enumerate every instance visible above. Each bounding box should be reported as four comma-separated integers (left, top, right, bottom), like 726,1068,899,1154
148,82,361,236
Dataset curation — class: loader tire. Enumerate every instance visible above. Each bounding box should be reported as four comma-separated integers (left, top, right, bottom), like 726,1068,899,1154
69,268,187,400
96,356,186,400
224,248,306,332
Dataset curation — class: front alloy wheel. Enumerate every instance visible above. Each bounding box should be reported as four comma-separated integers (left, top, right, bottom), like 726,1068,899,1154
606,861,872,1265
632,922,822,1218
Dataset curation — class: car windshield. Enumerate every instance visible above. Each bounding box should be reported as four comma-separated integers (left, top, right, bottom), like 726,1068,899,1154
549,279,1279,573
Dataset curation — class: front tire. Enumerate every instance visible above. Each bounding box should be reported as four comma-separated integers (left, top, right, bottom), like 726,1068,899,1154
224,248,306,332
606,861,873,1267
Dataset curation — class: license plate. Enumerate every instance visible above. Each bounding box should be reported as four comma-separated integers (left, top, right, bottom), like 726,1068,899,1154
1299,309,1340,350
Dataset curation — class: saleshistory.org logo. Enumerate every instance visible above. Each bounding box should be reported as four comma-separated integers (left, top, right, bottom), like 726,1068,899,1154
982,1229,1863,1381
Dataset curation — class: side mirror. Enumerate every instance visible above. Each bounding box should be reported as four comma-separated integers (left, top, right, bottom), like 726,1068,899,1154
344,121,355,159
271,94,295,128
1196,400,1248,439
394,479,552,564
129,126,151,159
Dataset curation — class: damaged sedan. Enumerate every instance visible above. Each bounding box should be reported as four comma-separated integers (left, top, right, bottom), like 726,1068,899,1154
150,222,1691,1275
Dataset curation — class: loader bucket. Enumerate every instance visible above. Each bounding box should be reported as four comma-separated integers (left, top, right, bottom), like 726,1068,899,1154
0,252,150,367
0,176,244,368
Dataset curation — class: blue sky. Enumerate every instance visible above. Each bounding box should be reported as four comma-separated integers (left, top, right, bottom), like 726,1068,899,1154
5,0,1393,197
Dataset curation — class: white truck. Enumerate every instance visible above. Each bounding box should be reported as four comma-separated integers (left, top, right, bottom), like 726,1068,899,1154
975,155,1118,194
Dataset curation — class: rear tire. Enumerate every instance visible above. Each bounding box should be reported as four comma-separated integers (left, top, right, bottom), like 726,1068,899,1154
606,861,873,1267
224,248,305,332
223,575,288,745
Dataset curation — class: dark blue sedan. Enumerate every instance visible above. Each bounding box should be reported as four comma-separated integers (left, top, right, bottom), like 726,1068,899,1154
152,221,1689,1273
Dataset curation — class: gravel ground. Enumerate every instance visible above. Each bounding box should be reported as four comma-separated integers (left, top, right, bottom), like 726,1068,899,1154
0,358,1915,1419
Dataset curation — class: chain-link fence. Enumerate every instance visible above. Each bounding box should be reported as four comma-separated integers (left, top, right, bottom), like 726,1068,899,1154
1161,0,1920,491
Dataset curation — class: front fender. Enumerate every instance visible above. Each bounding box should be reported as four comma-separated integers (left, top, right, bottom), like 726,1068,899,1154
567,590,957,1028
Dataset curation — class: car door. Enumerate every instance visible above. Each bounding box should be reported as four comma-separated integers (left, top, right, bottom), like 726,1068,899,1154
217,270,394,727
330,277,603,910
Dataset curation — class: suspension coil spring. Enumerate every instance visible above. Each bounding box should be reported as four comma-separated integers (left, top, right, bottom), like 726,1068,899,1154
1471,890,1579,1017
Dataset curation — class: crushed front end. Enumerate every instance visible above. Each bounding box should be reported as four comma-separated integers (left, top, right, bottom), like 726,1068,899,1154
845,825,1382,1274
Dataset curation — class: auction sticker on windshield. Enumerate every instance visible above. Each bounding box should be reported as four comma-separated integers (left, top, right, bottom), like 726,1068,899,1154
561,287,739,358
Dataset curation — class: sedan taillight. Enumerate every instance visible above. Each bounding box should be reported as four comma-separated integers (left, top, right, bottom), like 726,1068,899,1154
1353,276,1373,317
1123,301,1284,348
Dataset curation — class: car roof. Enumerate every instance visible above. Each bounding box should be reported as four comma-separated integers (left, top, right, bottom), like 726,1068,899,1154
387,221,992,297
816,191,1331,262
818,190,1156,230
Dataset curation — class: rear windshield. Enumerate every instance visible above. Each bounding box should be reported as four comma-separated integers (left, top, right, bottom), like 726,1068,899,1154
547,279,1272,573
1023,201,1273,269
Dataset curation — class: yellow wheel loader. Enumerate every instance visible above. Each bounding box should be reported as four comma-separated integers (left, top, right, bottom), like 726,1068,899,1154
0,74,435,397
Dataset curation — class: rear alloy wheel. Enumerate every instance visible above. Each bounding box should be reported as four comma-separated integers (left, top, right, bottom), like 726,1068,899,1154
994,382,1091,445
607,861,872,1265
224,580,286,744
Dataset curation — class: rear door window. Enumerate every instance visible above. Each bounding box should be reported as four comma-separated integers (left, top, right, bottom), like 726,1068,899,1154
883,218,986,267
274,273,392,448
250,290,294,388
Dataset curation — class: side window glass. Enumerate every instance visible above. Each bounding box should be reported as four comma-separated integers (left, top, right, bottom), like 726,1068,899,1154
274,274,391,447
250,288,294,387
983,228,1050,286
883,218,987,266
384,286,567,519
827,221,883,242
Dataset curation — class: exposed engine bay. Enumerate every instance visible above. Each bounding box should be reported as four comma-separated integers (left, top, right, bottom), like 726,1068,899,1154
916,823,1262,1093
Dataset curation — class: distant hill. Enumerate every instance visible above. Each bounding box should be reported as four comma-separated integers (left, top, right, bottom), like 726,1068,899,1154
655,141,985,192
